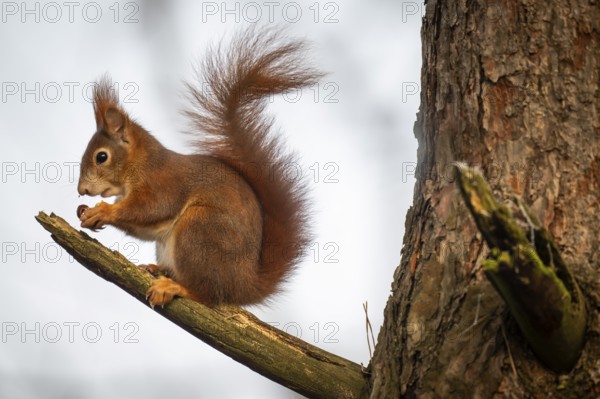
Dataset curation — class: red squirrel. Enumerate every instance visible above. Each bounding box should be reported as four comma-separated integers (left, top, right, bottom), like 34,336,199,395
76,27,322,307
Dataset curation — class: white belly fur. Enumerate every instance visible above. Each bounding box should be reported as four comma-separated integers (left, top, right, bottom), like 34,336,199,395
156,231,177,274
152,200,197,275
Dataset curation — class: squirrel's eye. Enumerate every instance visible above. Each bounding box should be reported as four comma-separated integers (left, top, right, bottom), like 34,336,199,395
96,151,108,165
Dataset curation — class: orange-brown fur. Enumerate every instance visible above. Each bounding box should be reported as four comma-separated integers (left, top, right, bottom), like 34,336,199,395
77,27,322,307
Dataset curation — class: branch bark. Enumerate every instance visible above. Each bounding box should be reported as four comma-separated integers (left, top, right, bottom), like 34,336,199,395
35,211,366,399
454,163,586,372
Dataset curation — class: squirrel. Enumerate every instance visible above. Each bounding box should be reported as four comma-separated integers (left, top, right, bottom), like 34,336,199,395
76,27,322,308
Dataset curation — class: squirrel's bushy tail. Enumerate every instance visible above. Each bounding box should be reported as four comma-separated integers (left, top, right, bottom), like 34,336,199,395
184,26,323,298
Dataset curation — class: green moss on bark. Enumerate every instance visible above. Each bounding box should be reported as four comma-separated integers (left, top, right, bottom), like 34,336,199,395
455,163,586,372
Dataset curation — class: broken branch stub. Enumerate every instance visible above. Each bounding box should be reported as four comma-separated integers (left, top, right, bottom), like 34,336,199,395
454,163,586,372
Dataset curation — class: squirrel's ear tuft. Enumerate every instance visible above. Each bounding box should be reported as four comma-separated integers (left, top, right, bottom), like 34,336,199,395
93,76,129,143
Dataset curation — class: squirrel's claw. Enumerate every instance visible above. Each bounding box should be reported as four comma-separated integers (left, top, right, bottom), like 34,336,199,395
78,202,111,231
146,276,191,308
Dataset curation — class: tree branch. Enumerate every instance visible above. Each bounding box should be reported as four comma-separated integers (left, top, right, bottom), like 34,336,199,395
454,163,587,372
35,211,366,399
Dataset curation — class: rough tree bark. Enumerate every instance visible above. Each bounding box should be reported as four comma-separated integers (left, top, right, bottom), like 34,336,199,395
368,1,600,398
35,2,600,398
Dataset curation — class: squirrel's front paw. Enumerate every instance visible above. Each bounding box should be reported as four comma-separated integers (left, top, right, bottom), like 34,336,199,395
146,276,191,308
79,202,112,231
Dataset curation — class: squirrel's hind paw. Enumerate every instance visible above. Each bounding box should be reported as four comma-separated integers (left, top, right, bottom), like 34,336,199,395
146,276,191,308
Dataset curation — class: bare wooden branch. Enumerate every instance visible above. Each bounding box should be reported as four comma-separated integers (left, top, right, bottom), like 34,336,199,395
35,211,366,399
454,163,587,372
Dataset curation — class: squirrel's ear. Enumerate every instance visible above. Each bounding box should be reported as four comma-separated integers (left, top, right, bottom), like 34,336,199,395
93,76,130,143
104,107,127,135
96,106,130,144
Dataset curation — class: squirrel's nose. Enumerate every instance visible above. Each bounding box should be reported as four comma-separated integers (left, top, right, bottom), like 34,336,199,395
77,183,89,196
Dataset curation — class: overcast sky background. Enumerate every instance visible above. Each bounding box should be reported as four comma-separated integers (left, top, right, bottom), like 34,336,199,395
0,1,422,398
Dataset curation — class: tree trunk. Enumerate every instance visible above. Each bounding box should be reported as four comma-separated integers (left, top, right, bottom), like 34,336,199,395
368,1,600,398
